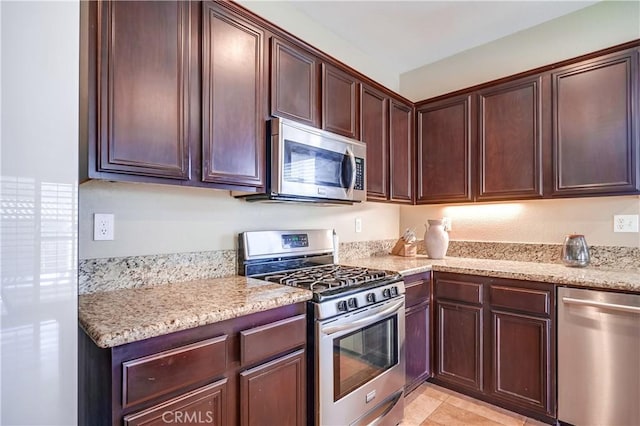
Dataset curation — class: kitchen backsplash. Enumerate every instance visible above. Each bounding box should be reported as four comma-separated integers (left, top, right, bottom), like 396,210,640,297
79,250,236,294
79,239,396,294
441,241,640,270
79,239,639,294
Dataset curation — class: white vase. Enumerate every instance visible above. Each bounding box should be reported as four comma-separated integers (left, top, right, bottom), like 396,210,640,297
424,219,449,259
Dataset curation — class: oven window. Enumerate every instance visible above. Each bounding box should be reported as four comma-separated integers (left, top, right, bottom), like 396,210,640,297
333,316,398,401
284,140,350,188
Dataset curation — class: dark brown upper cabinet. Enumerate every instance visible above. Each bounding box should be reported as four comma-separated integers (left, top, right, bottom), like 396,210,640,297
92,1,192,180
477,75,545,201
321,63,359,139
389,99,414,203
202,2,265,189
551,48,639,196
360,84,389,201
416,94,474,204
270,37,320,127
360,85,413,204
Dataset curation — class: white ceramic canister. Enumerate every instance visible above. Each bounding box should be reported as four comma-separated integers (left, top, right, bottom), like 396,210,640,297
424,219,449,259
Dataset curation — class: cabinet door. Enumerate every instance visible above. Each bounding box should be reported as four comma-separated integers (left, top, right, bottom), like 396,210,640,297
271,38,319,127
322,63,359,139
389,99,414,203
417,94,474,203
240,350,305,426
123,379,228,426
487,281,555,420
360,84,389,201
435,301,484,393
95,1,191,179
489,311,552,416
552,49,639,196
404,272,431,395
478,76,544,200
202,3,265,188
405,301,430,395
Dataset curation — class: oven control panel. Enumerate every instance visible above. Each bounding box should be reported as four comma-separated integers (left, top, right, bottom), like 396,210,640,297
281,233,309,249
316,280,405,320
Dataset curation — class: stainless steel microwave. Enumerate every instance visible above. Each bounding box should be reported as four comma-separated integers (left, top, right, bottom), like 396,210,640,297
239,117,366,204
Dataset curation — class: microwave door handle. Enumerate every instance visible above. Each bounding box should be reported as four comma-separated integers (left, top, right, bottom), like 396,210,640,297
345,148,356,193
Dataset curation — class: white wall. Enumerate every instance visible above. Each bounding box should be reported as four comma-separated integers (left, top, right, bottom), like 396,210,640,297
401,196,640,248
78,0,405,261
399,1,640,250
79,181,399,259
237,0,399,92
79,1,640,261
400,1,640,101
1,1,79,424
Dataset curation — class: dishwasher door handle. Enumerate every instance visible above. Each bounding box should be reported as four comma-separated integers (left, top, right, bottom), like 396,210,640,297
562,296,640,314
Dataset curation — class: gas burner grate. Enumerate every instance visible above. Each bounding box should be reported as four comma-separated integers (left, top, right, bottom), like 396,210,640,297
261,264,392,293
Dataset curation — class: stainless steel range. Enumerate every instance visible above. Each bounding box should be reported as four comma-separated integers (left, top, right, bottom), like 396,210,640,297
239,229,406,426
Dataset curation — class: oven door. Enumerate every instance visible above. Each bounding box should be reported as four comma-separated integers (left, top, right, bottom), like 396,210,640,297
272,118,366,201
315,297,405,426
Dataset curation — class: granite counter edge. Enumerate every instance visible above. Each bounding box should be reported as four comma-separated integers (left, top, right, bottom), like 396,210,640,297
80,291,313,349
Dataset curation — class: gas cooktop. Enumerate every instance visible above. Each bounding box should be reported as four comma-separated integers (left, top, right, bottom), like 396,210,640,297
239,229,405,318
260,264,390,291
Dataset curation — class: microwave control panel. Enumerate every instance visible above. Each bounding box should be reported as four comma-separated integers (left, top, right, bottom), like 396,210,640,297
355,158,365,190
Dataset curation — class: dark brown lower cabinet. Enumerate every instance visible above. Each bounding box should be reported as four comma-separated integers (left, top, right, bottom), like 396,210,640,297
124,379,228,426
405,302,430,394
240,350,305,426
432,272,555,424
78,304,306,426
489,312,551,413
404,272,431,394
436,301,484,393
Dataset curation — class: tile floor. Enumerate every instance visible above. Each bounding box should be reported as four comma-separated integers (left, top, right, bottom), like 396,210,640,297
402,383,549,426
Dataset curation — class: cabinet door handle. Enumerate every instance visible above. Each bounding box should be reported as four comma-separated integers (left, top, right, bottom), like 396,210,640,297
562,297,640,314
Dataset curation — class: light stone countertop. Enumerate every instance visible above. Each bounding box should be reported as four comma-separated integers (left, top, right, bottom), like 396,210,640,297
80,256,640,349
341,255,640,292
79,276,312,348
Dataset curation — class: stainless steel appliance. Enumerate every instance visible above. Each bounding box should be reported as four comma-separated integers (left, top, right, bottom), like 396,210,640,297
238,118,366,204
561,234,590,267
558,287,640,425
239,229,405,426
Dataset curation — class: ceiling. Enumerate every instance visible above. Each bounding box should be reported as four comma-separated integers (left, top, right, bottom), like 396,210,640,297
285,1,599,75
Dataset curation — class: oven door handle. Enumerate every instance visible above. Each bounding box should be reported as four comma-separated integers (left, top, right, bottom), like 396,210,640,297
321,299,404,336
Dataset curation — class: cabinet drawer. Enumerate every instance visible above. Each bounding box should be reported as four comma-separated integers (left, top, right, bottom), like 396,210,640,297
123,378,228,426
490,285,550,316
241,314,306,366
405,276,430,308
122,335,227,409
436,279,483,304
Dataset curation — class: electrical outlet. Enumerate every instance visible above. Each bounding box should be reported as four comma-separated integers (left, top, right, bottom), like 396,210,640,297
442,217,452,232
613,214,639,233
94,213,115,241
355,217,362,233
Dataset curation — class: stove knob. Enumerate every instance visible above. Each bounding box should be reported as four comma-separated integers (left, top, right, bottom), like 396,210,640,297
390,286,398,297
366,293,376,303
348,297,358,309
382,288,391,298
337,300,348,312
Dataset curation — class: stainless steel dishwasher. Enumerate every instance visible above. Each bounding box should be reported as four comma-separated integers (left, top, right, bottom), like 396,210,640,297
558,287,640,425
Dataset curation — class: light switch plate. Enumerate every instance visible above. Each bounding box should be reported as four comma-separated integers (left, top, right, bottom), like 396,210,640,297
613,215,639,233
